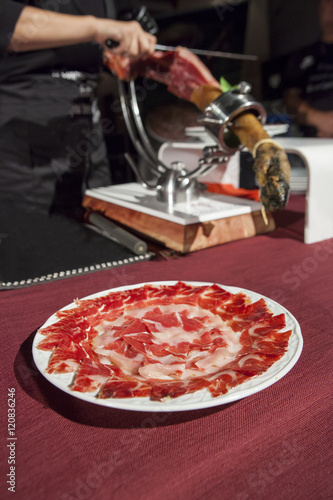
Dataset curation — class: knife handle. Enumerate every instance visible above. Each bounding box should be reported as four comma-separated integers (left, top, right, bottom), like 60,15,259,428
105,39,119,49
105,6,159,50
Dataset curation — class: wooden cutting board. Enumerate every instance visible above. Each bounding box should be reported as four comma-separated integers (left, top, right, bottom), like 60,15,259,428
83,186,275,253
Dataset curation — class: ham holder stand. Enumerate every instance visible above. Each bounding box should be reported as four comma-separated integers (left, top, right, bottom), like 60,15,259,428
83,80,333,252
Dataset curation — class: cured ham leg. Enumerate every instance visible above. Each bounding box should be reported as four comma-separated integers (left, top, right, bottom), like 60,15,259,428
104,47,291,211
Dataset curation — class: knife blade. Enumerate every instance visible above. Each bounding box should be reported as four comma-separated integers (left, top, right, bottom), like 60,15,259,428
155,44,258,61
105,40,258,61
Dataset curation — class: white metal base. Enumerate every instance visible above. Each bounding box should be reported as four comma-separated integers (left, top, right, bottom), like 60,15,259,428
158,137,333,245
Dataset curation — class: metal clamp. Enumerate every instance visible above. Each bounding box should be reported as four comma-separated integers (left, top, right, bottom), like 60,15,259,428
117,80,265,207
199,82,267,154
117,80,227,206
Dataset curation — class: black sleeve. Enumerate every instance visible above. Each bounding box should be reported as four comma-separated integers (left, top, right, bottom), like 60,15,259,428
282,42,320,94
281,52,307,96
0,1,26,53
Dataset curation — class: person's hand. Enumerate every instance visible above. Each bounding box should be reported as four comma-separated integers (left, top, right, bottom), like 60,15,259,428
298,101,333,138
7,7,156,55
94,19,156,60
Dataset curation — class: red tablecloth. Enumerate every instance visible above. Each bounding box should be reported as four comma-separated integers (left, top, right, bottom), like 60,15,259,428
1,195,332,500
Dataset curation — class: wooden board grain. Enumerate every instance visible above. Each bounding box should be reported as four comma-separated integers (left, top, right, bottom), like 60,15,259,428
83,195,275,253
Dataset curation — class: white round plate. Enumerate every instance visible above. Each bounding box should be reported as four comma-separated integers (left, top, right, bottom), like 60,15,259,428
32,281,303,412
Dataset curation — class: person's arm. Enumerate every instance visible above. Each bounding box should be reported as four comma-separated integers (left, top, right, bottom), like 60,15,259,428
297,101,333,138
8,6,156,58
283,86,333,137
283,87,303,116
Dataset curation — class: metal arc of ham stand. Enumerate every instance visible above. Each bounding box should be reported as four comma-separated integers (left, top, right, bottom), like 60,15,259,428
117,79,267,207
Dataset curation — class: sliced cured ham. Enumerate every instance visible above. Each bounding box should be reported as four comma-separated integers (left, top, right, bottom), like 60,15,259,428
104,47,221,101
70,359,114,393
37,282,292,402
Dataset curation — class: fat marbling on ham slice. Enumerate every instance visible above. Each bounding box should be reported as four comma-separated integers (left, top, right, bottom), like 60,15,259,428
37,282,292,401
104,47,221,101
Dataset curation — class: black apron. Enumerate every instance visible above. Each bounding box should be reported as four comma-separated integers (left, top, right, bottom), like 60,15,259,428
0,0,122,215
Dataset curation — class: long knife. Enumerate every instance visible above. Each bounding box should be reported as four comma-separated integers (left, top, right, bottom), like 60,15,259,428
86,211,148,256
105,40,258,61
106,6,257,62
155,44,258,61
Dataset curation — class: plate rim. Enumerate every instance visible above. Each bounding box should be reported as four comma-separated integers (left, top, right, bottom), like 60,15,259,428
32,281,303,412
